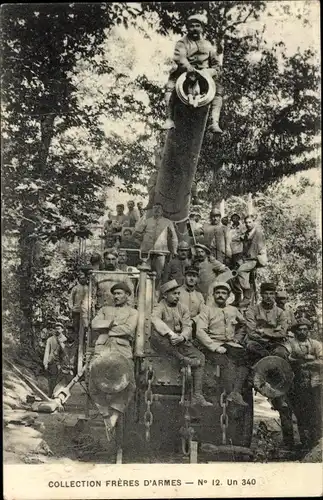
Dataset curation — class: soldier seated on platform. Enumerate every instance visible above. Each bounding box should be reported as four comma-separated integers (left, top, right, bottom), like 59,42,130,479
275,290,297,335
163,13,223,134
244,282,289,408
151,280,212,407
162,240,192,286
287,317,323,449
89,282,138,441
178,266,205,321
195,282,249,406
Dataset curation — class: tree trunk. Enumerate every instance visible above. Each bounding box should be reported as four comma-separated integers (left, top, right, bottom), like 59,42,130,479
19,114,55,350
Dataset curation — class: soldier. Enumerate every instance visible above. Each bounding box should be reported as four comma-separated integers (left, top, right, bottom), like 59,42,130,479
68,270,89,336
193,243,229,300
195,282,248,406
234,214,267,308
244,283,288,360
275,290,297,334
90,252,103,271
163,13,223,134
178,266,205,320
133,202,178,288
124,200,140,228
89,282,138,440
162,240,191,286
287,317,322,449
43,323,65,397
151,280,212,407
110,204,127,233
227,213,244,268
188,209,203,242
94,250,134,310
137,202,145,218
203,208,229,264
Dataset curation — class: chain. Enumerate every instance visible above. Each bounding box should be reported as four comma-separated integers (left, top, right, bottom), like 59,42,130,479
179,366,194,456
220,391,229,445
143,366,154,442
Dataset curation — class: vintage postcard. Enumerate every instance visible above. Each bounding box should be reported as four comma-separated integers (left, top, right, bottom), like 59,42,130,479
2,1,322,499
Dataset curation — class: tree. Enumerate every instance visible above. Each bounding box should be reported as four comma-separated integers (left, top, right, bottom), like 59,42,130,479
1,3,142,348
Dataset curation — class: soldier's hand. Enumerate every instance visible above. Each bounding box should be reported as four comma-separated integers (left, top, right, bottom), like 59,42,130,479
215,346,227,354
170,334,184,346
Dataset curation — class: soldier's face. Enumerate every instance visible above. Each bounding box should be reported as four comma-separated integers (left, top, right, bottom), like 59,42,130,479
185,273,198,287
213,288,229,305
113,290,128,306
153,204,163,217
165,289,180,305
118,251,127,264
295,325,309,341
196,248,207,261
231,215,240,226
128,201,135,210
178,248,188,260
262,290,276,306
245,217,255,230
78,272,87,285
116,206,124,215
211,214,221,225
276,297,287,308
104,254,118,270
187,21,203,39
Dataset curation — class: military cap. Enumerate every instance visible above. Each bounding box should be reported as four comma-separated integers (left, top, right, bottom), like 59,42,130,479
160,280,181,295
54,321,65,329
178,241,190,250
260,282,277,293
110,282,132,295
184,265,199,275
230,213,241,220
210,208,222,216
276,290,288,299
194,243,211,255
212,282,231,293
290,317,311,332
187,13,207,25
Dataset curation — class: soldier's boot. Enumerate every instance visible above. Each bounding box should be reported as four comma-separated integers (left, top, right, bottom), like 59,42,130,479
227,366,249,407
162,91,175,130
239,288,252,309
209,95,223,134
191,366,213,407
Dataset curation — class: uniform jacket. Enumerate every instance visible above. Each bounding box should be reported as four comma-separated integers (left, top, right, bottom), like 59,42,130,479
133,216,178,254
124,209,140,228
92,305,138,345
242,225,266,262
151,299,192,341
194,258,228,298
162,257,191,286
228,225,244,255
68,283,88,313
245,303,287,340
43,335,64,366
196,303,246,351
178,286,205,319
173,35,219,75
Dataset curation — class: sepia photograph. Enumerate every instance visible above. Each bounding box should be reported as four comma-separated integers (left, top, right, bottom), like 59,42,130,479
2,1,321,498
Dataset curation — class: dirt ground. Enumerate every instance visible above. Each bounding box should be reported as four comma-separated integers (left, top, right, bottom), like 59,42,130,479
3,360,322,465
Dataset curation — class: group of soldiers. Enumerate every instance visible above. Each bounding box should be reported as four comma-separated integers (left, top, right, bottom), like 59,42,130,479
41,11,321,453
41,201,322,451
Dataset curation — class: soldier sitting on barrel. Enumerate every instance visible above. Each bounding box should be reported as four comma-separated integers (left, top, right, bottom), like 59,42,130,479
89,282,138,441
287,316,323,449
151,279,212,407
163,13,223,134
195,282,249,406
